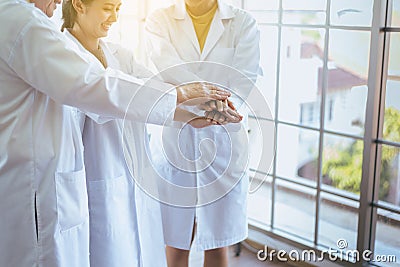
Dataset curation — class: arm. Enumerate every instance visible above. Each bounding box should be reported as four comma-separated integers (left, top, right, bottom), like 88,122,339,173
8,18,227,125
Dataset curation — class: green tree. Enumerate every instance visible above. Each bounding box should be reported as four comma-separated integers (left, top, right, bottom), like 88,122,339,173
322,107,400,199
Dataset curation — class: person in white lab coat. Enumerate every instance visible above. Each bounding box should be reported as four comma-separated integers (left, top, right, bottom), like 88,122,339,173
60,0,229,265
0,0,233,266
60,0,167,266
145,0,261,266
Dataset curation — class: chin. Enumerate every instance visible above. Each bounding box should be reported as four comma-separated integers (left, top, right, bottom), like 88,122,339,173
99,29,109,37
45,10,54,17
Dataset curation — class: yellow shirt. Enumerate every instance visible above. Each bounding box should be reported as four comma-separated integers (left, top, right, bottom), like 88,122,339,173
187,3,218,52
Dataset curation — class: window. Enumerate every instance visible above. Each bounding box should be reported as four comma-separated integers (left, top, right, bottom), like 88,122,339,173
246,0,400,265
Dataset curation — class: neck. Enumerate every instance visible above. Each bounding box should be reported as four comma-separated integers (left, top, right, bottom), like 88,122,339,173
69,24,100,53
186,0,217,16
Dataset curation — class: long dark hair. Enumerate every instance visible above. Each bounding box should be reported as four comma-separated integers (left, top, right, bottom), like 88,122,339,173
61,0,93,31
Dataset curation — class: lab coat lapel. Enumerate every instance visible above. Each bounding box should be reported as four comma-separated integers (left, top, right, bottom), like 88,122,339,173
200,0,234,60
200,11,224,60
180,16,201,56
173,1,201,56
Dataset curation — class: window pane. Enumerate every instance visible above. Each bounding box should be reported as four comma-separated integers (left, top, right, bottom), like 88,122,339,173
248,11,279,24
244,0,279,10
318,192,358,252
248,175,272,226
325,30,369,136
329,30,370,78
388,33,400,78
378,146,400,207
276,124,320,184
257,26,278,115
384,81,400,144
322,134,363,198
283,0,327,10
374,208,400,266
278,28,326,126
274,180,316,241
283,0,327,25
248,118,275,174
283,11,326,25
330,0,373,27
391,0,400,27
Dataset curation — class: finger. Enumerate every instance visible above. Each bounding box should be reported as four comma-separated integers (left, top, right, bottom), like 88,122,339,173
220,111,239,123
207,85,231,98
210,112,221,123
213,111,223,122
227,100,236,110
211,111,221,122
216,100,224,112
209,100,217,110
217,112,228,123
224,109,243,122
219,119,229,125
207,93,228,101
198,102,212,111
222,99,228,111
218,88,231,97
205,110,216,122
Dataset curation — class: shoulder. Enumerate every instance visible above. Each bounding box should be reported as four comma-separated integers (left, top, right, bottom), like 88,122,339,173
106,42,132,56
0,1,60,62
0,0,52,26
0,1,51,33
104,42,153,77
105,42,134,64
230,5,257,26
146,4,176,23
224,4,258,36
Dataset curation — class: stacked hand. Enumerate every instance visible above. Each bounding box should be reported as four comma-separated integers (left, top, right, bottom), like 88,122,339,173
176,82,231,105
199,100,243,125
175,82,243,127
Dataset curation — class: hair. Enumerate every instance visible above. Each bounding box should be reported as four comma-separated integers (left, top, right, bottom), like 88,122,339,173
61,0,94,32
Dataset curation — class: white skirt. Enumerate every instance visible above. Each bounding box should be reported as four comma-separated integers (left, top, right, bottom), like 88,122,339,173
150,123,249,251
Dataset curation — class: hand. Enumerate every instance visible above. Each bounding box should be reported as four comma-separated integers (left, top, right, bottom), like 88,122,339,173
202,99,242,124
204,108,243,124
174,108,219,127
176,82,231,106
188,117,218,128
198,99,237,112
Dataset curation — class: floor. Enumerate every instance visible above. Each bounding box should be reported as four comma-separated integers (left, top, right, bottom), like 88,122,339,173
188,244,285,267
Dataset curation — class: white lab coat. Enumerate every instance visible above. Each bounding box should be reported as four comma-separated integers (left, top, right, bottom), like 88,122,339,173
0,1,176,266
64,31,167,267
145,0,260,250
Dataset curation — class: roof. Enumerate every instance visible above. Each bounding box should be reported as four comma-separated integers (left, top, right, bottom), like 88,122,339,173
301,42,367,93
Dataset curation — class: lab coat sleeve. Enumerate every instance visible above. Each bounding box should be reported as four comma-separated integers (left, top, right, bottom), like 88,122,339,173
113,44,155,79
83,44,159,124
228,12,261,111
7,18,176,125
145,10,202,84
